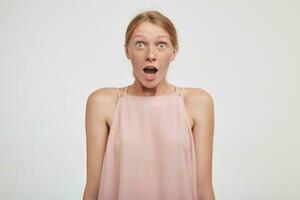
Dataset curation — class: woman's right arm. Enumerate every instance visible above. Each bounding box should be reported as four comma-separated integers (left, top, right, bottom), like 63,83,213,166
83,89,110,200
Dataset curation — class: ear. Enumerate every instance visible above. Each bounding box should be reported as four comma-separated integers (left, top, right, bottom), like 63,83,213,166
125,45,130,60
170,47,178,61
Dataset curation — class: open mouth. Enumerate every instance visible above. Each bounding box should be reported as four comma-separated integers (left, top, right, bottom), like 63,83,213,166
143,66,158,74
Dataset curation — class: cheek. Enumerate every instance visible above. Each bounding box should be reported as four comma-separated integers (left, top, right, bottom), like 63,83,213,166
130,53,144,66
160,53,173,63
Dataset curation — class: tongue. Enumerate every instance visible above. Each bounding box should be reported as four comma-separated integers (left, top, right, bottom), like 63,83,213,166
143,67,157,81
145,73,155,81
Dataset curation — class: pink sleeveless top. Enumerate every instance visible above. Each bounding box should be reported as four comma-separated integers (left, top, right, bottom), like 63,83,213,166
98,86,197,200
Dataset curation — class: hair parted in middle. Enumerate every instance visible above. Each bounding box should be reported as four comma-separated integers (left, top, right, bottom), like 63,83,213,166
125,10,179,51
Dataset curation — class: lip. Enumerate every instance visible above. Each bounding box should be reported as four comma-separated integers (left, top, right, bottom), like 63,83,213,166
142,66,159,81
143,65,159,70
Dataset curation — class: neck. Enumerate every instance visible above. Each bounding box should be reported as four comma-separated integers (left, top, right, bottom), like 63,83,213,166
129,79,174,96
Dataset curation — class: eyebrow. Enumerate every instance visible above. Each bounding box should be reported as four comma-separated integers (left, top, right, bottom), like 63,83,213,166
132,35,170,39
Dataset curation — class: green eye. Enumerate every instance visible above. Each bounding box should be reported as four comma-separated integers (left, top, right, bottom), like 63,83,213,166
136,41,144,48
158,42,166,48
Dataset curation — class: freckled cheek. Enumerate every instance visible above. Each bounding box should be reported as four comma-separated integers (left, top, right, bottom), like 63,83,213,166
129,52,143,65
130,59,144,72
132,58,144,67
158,58,172,73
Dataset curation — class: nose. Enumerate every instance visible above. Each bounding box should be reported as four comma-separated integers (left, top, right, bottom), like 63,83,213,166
145,45,156,62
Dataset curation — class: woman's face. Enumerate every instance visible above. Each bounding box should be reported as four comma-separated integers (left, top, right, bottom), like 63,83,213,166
125,21,177,87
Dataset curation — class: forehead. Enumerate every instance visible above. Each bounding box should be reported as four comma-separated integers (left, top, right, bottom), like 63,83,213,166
131,22,171,40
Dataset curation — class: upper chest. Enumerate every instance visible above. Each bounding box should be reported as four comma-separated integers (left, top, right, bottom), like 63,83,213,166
106,89,195,130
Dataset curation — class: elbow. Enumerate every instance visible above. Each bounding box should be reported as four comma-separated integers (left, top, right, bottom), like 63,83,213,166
83,193,98,200
197,187,216,200
83,187,98,200
198,194,216,200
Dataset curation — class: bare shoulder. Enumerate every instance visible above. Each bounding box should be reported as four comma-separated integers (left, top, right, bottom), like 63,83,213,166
182,87,214,104
86,87,119,125
87,87,117,101
181,87,214,128
86,87,117,109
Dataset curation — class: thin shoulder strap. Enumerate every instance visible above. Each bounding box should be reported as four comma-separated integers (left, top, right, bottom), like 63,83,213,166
178,87,185,96
115,86,128,97
115,87,121,97
124,86,128,97
175,86,180,96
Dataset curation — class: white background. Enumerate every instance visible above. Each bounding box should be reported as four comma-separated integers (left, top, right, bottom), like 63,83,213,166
1,0,299,199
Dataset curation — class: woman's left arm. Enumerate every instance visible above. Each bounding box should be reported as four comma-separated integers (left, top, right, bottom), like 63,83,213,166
190,89,216,200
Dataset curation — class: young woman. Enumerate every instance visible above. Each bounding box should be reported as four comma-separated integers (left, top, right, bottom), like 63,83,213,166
83,10,216,200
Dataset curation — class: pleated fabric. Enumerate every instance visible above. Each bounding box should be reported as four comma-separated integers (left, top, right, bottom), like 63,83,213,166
98,86,197,200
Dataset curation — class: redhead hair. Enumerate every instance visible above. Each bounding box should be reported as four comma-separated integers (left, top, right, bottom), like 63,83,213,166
125,10,179,51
